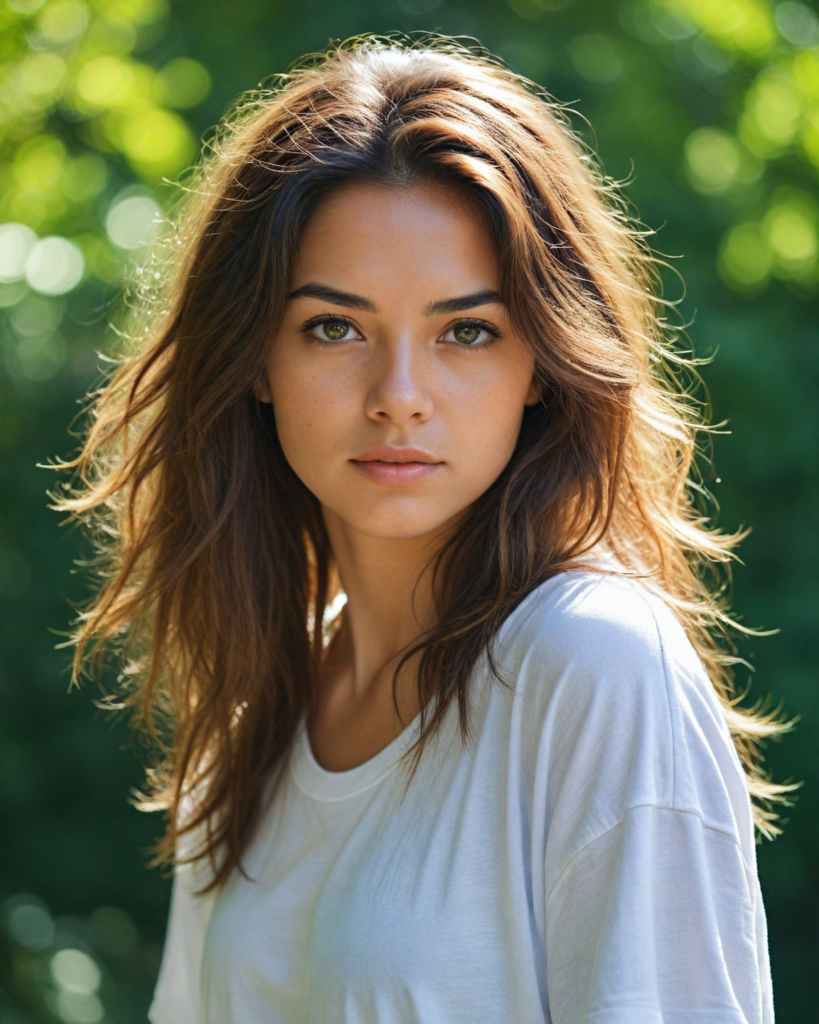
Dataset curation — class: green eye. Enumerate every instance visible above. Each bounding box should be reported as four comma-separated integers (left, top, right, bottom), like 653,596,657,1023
321,321,349,341
453,324,482,345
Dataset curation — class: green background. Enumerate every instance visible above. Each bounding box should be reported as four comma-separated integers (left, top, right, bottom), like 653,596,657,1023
1,0,817,1020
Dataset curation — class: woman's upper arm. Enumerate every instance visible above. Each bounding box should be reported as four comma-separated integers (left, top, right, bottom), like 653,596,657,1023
513,576,774,1023
148,860,216,1024
544,803,772,1024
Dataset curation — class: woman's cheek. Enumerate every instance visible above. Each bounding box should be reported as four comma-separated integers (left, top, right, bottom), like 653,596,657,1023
456,380,526,477
272,366,352,480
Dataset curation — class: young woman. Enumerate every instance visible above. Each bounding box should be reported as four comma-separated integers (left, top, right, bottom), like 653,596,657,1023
60,37,785,1023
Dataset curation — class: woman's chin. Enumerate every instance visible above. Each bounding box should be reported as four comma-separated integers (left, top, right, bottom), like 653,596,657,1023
321,501,469,544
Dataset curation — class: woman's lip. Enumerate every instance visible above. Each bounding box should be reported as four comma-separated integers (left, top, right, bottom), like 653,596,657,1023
352,445,441,463
350,460,444,486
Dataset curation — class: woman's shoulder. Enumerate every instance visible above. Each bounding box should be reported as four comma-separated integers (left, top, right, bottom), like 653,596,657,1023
490,568,752,847
497,567,700,689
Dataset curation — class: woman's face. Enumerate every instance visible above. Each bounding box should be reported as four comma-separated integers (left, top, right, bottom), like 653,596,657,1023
260,182,539,541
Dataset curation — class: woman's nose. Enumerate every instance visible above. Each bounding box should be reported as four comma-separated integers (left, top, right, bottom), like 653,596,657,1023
363,334,433,425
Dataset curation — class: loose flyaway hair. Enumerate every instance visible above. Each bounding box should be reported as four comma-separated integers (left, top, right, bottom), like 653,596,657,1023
54,35,792,892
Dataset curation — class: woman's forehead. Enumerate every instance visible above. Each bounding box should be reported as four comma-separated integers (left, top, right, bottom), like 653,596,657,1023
291,182,500,300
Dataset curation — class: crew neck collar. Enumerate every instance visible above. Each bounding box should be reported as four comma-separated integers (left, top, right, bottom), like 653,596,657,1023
290,710,425,803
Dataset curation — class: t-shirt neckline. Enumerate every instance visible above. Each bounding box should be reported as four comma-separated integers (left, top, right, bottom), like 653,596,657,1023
291,709,424,802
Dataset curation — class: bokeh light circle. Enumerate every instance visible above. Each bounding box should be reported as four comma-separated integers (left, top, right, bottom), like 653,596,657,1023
24,236,84,295
0,223,37,282
6,896,55,950
106,193,162,249
50,947,101,994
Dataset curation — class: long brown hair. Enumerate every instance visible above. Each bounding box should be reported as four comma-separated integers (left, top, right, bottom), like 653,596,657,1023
55,35,789,892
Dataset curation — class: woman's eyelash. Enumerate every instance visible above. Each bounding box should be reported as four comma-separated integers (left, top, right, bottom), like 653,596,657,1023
298,314,353,334
449,318,503,340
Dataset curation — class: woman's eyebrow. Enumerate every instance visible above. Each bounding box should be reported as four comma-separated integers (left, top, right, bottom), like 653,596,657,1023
425,290,504,315
288,283,504,316
289,282,376,310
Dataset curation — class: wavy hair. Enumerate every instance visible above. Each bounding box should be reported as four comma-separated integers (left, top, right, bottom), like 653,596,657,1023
55,36,790,892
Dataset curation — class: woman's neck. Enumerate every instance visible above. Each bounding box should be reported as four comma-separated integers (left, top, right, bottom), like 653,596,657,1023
304,508,455,771
322,507,446,701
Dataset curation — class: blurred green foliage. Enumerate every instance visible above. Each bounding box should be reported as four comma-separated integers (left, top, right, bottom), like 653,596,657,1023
0,0,816,1021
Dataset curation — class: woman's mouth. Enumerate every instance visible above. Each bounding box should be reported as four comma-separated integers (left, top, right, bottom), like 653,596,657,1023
350,446,444,487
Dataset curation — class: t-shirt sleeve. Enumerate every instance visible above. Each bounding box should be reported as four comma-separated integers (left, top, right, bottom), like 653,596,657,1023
148,795,218,1024
511,574,774,1024
545,804,770,1023
148,858,216,1024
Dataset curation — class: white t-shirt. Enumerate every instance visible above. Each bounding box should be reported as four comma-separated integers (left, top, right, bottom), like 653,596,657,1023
148,571,774,1024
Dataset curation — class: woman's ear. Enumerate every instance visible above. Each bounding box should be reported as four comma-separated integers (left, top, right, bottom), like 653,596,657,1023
256,373,272,404
524,375,542,407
